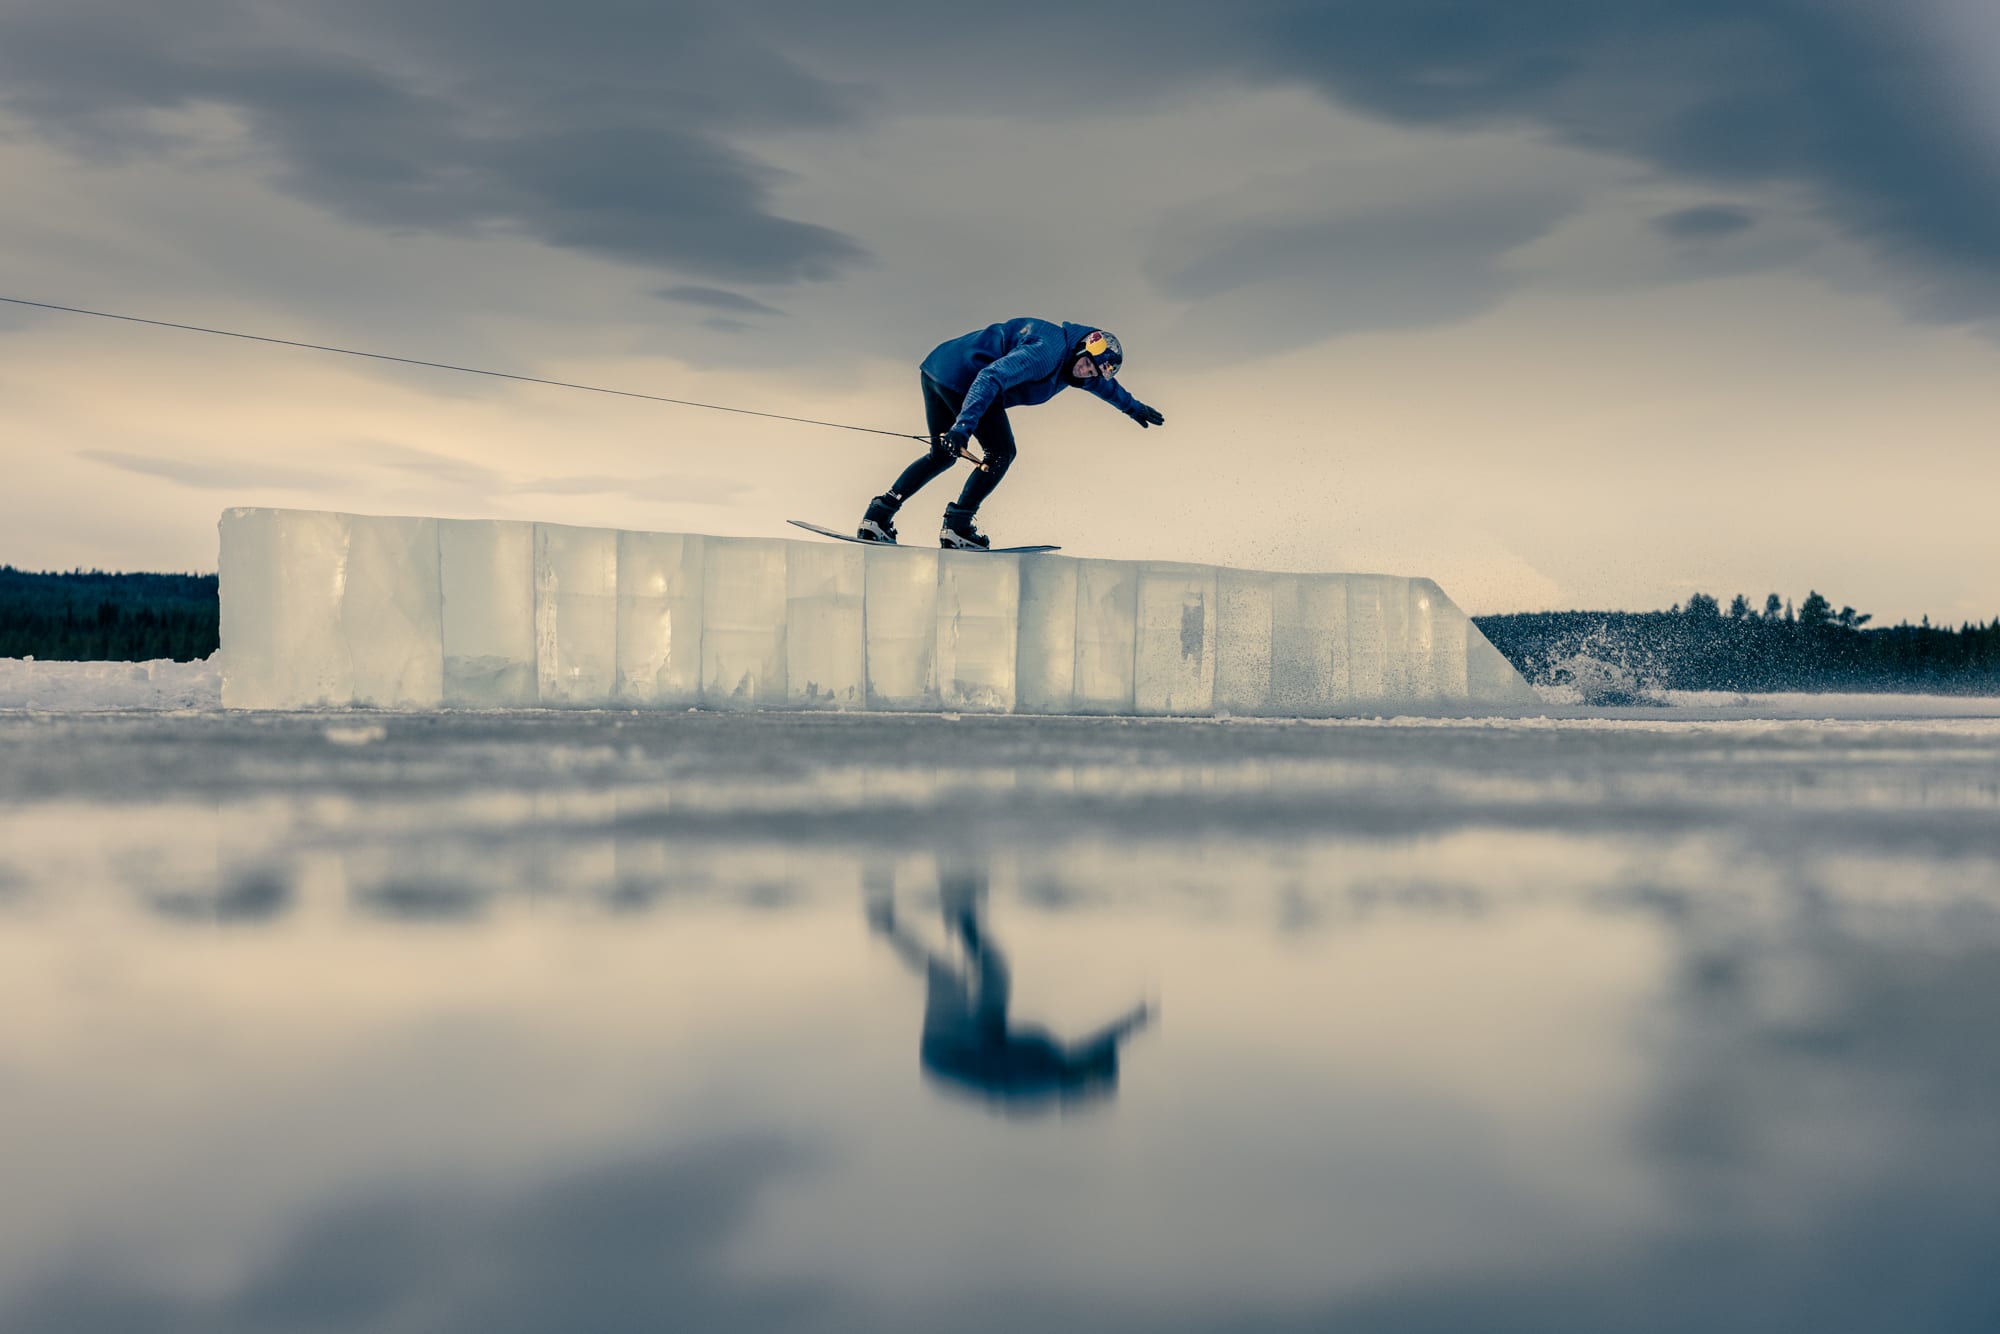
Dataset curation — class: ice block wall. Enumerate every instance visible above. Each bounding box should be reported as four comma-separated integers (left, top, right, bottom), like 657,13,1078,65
219,508,1537,715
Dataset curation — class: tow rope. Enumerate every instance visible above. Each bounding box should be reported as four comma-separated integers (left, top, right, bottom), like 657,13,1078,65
0,295,930,442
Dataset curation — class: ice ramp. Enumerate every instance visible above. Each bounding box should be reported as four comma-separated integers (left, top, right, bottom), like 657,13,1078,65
218,507,1536,715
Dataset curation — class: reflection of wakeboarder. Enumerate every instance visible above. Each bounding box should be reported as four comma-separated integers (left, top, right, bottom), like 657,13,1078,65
866,860,1153,1112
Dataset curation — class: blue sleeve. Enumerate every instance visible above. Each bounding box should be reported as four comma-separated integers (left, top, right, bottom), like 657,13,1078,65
951,329,1064,436
1084,376,1142,416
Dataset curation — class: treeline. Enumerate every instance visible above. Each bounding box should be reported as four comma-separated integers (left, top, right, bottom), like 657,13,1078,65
1476,590,2000,695
0,567,219,662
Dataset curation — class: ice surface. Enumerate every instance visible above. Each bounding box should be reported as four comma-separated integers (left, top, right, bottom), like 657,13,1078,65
1213,569,1273,716
1379,576,1413,704
1345,574,1389,704
220,509,1542,716
1406,578,1440,702
936,552,1019,712
219,508,353,709
1134,563,1216,716
1270,574,1349,716
7,708,2000,1334
1016,556,1079,714
701,537,788,709
863,546,939,710
786,542,864,708
1428,580,1472,700
534,524,618,707
1469,622,1542,705
344,515,443,709
615,531,705,707
439,519,536,707
1072,559,1138,714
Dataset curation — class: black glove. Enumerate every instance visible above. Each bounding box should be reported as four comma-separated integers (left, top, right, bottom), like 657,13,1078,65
937,429,987,469
1129,403,1165,428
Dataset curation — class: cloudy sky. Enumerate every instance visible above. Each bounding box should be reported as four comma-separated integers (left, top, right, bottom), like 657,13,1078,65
3,0,1997,620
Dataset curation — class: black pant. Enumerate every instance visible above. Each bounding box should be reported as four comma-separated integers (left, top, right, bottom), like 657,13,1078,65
888,374,1017,516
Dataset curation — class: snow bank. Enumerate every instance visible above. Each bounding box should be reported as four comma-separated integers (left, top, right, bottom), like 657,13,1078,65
0,656,221,711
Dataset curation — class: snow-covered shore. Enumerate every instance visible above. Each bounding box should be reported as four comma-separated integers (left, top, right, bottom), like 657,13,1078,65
0,656,221,711
4,655,1997,719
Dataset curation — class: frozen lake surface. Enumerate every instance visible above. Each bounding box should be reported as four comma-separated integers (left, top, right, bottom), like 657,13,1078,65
2,704,1998,1332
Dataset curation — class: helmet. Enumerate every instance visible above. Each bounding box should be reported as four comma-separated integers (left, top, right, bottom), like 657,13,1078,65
1077,329,1122,378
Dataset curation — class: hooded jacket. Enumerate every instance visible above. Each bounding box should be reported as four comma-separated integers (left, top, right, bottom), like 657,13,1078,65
920,318,1153,440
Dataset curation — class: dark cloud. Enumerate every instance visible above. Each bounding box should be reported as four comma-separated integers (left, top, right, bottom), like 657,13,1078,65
6,1,2000,328
0,1,869,285
659,285,786,316
1147,189,1571,352
1243,1,2000,320
1655,205,1757,241
764,0,2000,325
472,126,864,283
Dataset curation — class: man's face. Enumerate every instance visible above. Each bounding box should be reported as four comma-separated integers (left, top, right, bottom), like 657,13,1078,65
1071,354,1099,379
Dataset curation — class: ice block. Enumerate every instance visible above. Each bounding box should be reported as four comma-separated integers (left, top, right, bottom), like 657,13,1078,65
343,514,443,709
701,537,788,709
221,509,1537,717
535,523,619,707
439,518,536,707
616,530,705,707
786,541,865,708
936,551,1020,712
219,507,354,709
863,545,940,711
1016,556,1079,714
1071,559,1138,714
1134,562,1216,716
1213,568,1274,716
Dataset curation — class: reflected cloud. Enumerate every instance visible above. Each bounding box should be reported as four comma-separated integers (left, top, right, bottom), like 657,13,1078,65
148,870,294,924
867,856,1153,1115
6,1137,825,1334
355,878,490,922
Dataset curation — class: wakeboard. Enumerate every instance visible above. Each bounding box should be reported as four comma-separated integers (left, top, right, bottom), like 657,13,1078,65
786,520,1059,554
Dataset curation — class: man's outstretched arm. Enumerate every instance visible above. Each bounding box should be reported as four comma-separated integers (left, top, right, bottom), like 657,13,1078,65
1067,1001,1155,1061
1085,376,1165,429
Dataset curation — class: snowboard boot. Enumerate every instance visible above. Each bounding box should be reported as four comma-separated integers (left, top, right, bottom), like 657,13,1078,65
857,492,902,544
939,506,990,551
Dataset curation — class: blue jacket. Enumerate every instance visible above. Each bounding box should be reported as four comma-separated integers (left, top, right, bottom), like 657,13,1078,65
920,318,1154,439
